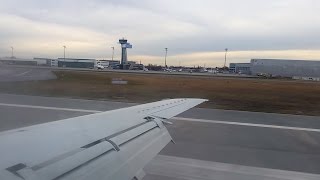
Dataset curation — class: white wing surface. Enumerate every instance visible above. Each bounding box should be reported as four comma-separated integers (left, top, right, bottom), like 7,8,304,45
0,98,207,180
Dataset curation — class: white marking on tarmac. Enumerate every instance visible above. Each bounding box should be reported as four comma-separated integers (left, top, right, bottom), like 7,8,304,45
0,103,101,113
146,155,320,180
173,117,320,133
14,70,32,77
0,102,319,133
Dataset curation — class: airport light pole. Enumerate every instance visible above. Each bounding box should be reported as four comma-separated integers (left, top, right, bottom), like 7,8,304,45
63,45,66,62
10,46,14,58
224,48,228,68
164,48,168,68
111,46,114,61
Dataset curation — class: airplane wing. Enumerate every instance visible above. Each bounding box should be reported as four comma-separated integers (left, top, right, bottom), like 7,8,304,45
0,98,207,180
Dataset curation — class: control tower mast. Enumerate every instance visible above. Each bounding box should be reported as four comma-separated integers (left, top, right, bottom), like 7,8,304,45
119,38,132,69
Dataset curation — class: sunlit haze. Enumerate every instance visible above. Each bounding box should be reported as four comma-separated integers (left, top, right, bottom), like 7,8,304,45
1,0,320,66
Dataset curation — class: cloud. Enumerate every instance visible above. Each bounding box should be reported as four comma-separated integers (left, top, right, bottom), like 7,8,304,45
133,49,320,67
0,0,319,65
0,13,114,58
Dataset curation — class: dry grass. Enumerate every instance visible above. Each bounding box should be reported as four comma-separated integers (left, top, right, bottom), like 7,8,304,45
1,71,320,116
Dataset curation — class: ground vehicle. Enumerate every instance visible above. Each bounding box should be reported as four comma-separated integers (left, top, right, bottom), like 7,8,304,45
96,64,105,70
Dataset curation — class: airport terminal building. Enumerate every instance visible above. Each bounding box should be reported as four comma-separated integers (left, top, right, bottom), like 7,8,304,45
250,59,320,78
229,63,251,74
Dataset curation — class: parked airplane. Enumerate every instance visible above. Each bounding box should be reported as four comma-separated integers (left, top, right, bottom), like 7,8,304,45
0,98,206,180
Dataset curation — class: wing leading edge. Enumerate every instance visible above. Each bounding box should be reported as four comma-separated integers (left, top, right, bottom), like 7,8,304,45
0,98,207,180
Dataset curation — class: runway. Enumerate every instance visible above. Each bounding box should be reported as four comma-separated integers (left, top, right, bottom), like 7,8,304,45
0,66,56,82
0,93,320,179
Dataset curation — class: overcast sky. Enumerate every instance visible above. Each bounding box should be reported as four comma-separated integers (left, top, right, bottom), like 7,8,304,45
0,0,320,66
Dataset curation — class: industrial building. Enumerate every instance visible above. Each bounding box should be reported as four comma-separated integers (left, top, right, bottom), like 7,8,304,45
0,58,36,66
251,59,320,78
57,58,95,68
0,57,122,69
0,57,50,66
229,63,251,74
33,58,54,66
127,61,144,70
96,60,120,68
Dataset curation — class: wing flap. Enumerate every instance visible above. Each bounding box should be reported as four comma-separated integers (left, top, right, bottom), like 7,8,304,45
11,121,161,180
18,142,114,180
59,125,172,180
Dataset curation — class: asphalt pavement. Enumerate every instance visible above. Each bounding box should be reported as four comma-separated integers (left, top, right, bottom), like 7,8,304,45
0,65,56,82
0,93,320,179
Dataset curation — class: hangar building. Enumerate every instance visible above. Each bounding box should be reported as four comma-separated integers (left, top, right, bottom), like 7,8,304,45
250,59,320,78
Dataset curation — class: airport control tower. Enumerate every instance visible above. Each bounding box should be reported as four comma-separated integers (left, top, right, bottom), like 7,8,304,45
119,38,132,69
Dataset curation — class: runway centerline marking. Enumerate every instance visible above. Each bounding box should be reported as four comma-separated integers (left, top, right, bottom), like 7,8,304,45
0,102,319,132
172,117,320,133
0,103,101,113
